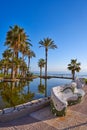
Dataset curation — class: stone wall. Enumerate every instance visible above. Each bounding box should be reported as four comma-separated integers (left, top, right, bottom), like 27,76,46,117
0,97,50,122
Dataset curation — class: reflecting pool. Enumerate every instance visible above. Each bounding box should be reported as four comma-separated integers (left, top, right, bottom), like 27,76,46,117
0,78,71,109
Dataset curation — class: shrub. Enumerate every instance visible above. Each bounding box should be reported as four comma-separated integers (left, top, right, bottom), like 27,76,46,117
84,78,87,84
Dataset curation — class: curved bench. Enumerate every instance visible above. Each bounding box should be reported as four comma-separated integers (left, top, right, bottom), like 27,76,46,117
51,82,85,116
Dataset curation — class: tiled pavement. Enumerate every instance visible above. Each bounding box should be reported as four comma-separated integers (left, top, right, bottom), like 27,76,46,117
0,86,87,130
30,106,87,130
0,106,87,130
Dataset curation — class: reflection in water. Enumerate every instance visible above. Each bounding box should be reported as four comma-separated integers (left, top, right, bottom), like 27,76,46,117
0,80,34,109
38,78,45,94
45,78,47,97
0,78,71,109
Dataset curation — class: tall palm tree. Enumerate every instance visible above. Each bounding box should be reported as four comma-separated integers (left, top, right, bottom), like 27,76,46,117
39,37,57,77
38,58,45,77
67,59,81,80
27,49,36,72
5,25,29,58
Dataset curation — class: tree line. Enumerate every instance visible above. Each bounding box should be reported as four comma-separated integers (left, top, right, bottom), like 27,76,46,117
0,25,57,79
0,25,81,80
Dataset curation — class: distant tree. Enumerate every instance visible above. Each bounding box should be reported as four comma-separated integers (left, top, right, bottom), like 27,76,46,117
39,37,57,77
67,59,81,80
38,58,45,77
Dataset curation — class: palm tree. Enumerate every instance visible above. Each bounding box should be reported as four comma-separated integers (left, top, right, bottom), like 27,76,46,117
5,25,31,78
20,60,28,77
38,58,45,77
2,49,13,76
1,59,8,76
39,37,57,77
2,49,12,60
0,60,3,74
27,49,36,72
67,59,81,80
5,25,28,58
19,42,29,61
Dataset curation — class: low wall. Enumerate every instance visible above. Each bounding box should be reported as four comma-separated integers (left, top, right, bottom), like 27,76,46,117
0,97,50,122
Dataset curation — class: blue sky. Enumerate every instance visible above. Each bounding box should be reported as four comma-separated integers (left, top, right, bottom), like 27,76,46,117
0,0,87,72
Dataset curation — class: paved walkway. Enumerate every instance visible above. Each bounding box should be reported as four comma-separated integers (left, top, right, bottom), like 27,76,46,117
0,86,87,130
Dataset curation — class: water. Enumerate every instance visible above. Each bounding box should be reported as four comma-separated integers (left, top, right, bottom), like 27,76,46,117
29,78,72,99
34,71,87,78
0,78,72,109
0,71,87,109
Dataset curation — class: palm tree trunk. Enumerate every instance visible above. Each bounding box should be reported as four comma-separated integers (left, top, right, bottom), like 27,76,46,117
11,63,15,79
11,52,15,79
45,48,48,78
15,51,18,77
5,67,7,76
23,67,25,77
28,57,30,72
72,71,75,80
4,67,6,76
40,67,42,77
45,48,48,97
7,68,9,75
22,53,24,61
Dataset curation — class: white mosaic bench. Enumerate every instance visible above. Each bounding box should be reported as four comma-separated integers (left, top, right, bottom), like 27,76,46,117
51,82,85,116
